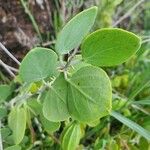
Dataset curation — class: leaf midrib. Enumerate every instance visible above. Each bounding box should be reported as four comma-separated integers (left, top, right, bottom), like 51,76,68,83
66,79,99,106
51,87,66,104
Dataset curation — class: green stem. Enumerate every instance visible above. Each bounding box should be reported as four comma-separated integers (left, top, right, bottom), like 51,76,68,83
20,0,43,42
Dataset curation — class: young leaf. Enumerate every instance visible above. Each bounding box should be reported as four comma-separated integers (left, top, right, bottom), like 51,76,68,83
19,47,58,83
43,73,70,122
67,66,112,123
55,6,98,54
111,111,150,141
0,85,12,103
81,28,141,66
8,107,26,144
40,114,60,133
61,121,81,150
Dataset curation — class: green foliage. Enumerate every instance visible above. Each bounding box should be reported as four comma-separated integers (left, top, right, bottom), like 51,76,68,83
95,0,123,28
19,47,58,83
0,107,7,119
1,5,150,150
55,6,97,54
43,73,70,122
67,66,112,123
8,107,26,144
81,28,141,66
111,111,150,141
27,98,43,116
61,121,81,150
40,114,60,133
1,127,11,141
144,1,150,29
43,66,111,123
0,85,12,103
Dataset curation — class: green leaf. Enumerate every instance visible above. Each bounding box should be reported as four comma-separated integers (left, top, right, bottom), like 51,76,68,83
0,107,7,119
4,145,21,150
67,66,112,123
1,127,11,140
139,137,150,150
55,6,98,54
0,85,12,103
27,98,43,116
19,47,58,83
111,111,150,141
40,114,60,133
127,68,150,100
61,121,81,150
8,107,26,144
43,73,70,122
5,135,14,145
81,28,141,66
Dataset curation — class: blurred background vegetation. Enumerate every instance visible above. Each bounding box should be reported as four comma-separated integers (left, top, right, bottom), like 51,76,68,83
0,0,150,149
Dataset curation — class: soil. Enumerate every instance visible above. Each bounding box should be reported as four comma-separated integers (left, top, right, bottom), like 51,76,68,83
0,0,54,75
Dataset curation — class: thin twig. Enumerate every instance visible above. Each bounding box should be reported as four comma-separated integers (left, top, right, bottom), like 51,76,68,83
132,104,150,115
6,65,18,73
42,40,56,47
14,27,34,48
61,0,66,24
8,93,32,108
0,42,21,65
34,117,45,139
142,38,150,44
113,0,145,27
141,35,150,38
44,0,52,26
49,134,61,145
0,121,3,150
0,59,15,77
1,61,19,72
20,0,43,42
8,79,54,107
26,109,36,143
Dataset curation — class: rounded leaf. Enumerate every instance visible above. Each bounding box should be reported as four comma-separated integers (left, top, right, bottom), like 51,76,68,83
55,6,98,54
19,47,58,83
67,66,112,123
81,28,141,66
43,73,70,122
